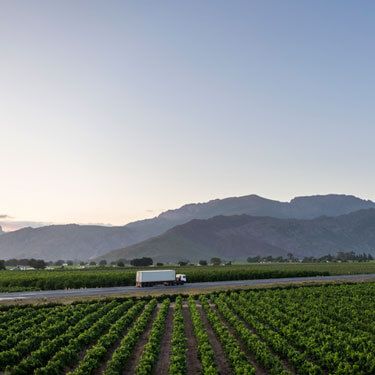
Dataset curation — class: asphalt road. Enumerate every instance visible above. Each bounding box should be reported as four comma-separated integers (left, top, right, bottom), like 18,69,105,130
1,273,374,302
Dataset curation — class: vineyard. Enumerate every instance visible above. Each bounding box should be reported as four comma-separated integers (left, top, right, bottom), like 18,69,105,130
0,282,374,374
2,262,375,292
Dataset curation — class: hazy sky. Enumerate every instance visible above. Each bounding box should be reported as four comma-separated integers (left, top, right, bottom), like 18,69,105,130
1,1,375,230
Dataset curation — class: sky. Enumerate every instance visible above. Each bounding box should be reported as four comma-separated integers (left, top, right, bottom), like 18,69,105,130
1,1,375,231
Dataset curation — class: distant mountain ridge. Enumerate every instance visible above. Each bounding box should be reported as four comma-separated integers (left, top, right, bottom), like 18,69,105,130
99,209,375,263
1,194,375,260
114,194,375,245
157,194,375,220
0,224,140,260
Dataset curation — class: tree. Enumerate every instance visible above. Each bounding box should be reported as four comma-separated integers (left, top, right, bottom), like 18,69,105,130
4,259,18,266
247,256,260,263
54,260,64,266
211,257,222,266
156,262,164,266
28,259,46,269
199,260,207,266
89,261,97,266
66,260,74,266
130,257,153,267
99,260,107,266
178,260,189,266
79,261,86,266
0,260,5,270
117,260,125,267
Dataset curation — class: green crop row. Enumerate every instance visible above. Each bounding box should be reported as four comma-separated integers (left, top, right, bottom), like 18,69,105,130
0,305,76,352
214,293,299,374
199,295,255,375
67,301,145,375
34,300,138,375
231,284,375,374
4,261,375,292
168,296,187,375
0,283,374,374
135,298,170,375
104,299,157,375
188,296,217,375
9,301,131,375
0,302,104,370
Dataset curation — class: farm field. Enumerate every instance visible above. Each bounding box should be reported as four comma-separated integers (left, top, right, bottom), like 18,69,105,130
1,262,375,292
0,282,374,374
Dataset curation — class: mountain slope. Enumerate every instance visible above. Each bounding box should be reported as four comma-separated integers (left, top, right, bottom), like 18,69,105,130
104,194,375,251
124,194,375,238
0,224,140,260
99,209,375,262
1,194,375,260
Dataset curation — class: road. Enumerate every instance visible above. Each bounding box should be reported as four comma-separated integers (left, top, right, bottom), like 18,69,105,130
1,273,374,302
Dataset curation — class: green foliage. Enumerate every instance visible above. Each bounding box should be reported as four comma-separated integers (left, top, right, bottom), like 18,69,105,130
66,301,145,375
2,262,368,292
8,301,131,374
130,257,153,267
168,296,187,374
0,302,105,370
0,283,374,374
104,299,157,375
227,284,375,374
199,295,255,375
188,296,217,375
135,298,170,374
210,257,221,266
212,294,292,374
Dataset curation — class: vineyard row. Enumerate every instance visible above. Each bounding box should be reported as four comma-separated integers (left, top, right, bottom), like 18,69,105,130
0,282,374,374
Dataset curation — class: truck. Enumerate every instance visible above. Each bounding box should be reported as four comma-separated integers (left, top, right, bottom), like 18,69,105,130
135,270,187,287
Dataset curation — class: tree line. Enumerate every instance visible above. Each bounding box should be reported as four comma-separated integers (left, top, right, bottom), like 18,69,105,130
0,257,155,270
0,258,47,269
247,251,374,263
302,251,374,263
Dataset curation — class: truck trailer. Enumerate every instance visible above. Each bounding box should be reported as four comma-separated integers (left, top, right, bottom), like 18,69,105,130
136,270,187,287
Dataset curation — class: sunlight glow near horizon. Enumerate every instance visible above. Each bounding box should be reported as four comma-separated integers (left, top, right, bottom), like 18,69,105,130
1,1,375,229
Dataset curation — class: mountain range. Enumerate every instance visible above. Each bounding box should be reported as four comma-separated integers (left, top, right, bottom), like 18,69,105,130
99,209,375,262
1,194,375,261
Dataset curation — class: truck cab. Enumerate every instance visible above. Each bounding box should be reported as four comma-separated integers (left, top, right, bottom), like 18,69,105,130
176,274,187,285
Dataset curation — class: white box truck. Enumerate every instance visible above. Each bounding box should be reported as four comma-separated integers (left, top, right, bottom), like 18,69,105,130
136,270,187,287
